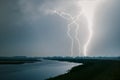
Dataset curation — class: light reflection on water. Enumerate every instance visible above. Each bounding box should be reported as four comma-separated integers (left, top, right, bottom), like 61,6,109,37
0,60,81,80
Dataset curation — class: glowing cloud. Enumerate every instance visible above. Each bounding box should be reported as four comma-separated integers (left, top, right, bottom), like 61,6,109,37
45,0,103,56
78,0,102,56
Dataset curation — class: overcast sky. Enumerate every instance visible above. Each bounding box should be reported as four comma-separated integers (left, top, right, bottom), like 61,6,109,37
0,0,120,57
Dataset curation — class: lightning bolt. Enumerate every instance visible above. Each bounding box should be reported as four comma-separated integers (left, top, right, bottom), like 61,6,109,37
79,0,102,56
53,10,82,56
83,21,93,56
47,0,103,57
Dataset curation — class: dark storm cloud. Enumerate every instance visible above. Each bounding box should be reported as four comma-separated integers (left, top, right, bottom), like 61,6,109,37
0,0,44,56
0,0,71,56
0,0,120,56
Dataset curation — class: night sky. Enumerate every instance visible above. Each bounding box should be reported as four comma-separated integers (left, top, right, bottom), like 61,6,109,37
0,0,120,57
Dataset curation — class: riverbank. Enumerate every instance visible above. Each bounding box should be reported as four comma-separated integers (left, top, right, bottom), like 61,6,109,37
47,59,120,80
0,60,79,80
0,57,41,64
0,60,41,64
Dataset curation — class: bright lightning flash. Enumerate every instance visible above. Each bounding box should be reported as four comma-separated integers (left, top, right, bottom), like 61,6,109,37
78,0,101,56
53,10,82,56
49,0,102,57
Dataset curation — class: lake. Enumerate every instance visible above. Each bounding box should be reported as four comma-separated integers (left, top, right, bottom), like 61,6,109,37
0,60,80,80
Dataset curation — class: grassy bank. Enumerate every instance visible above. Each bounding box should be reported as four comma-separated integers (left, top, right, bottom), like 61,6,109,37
47,59,120,80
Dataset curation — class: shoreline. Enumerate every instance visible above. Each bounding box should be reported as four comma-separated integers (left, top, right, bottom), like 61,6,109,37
47,59,120,80
0,60,41,64
0,59,80,80
0,57,41,64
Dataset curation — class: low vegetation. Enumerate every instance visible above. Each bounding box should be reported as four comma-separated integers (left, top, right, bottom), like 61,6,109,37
47,57,120,80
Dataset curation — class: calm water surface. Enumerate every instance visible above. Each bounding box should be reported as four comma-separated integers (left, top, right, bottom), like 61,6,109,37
0,60,80,80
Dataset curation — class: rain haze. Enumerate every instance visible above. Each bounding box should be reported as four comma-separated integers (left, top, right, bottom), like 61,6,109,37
0,0,120,57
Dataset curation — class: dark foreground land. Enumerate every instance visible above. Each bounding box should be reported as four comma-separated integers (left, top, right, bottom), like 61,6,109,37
0,56,41,64
47,57,120,80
